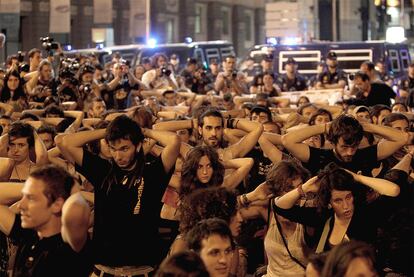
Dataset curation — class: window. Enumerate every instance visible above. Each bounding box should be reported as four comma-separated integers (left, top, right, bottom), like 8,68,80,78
245,11,253,42
195,4,204,34
388,49,401,72
279,50,321,74
206,48,220,64
400,49,410,70
333,49,373,73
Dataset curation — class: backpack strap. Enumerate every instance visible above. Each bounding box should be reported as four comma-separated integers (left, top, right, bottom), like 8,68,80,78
315,216,332,254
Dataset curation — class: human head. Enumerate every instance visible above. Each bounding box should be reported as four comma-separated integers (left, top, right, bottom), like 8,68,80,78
8,122,35,162
1,70,25,103
163,90,177,106
263,71,275,87
186,58,198,72
181,146,224,196
321,241,378,277
285,57,297,74
308,108,332,126
187,218,235,277
198,109,224,148
369,104,391,125
326,52,338,69
297,96,310,107
306,252,328,277
131,106,154,129
222,93,235,111
38,60,53,81
317,163,364,219
152,53,168,69
179,187,241,236
360,61,376,81
391,102,408,113
105,115,144,168
382,113,410,132
19,164,75,231
222,55,236,73
352,106,371,123
170,54,180,66
0,115,12,135
327,115,363,162
251,105,272,124
155,251,209,277
252,73,264,86
44,104,64,118
28,48,42,69
263,121,281,134
352,71,371,94
142,57,152,71
37,124,57,150
134,64,146,80
79,63,95,84
375,59,386,74
261,55,273,71
266,160,310,197
88,98,107,118
298,103,318,119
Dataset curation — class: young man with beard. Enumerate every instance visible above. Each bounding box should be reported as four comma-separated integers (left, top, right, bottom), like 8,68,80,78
282,114,409,175
57,115,180,274
0,165,92,277
153,108,263,161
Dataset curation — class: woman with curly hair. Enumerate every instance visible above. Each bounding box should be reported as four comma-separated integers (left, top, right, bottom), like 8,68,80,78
0,70,28,112
275,162,400,253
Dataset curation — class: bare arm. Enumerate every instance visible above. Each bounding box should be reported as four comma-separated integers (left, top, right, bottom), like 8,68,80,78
63,110,84,133
281,124,326,162
0,182,24,236
222,158,254,190
61,192,90,252
33,130,48,165
275,176,319,209
347,170,400,197
0,102,14,116
258,135,283,164
142,128,180,173
227,119,263,158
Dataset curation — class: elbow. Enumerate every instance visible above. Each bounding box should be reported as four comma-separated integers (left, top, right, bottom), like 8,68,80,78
281,134,290,147
388,185,400,197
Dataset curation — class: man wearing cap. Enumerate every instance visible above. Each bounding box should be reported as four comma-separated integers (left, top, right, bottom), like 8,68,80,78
278,57,308,92
316,51,347,89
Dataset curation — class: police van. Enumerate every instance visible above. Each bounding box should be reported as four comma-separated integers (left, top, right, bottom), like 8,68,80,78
242,41,411,79
65,41,235,69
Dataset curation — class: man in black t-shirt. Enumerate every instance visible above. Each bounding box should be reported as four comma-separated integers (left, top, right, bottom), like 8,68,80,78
58,115,180,271
0,165,92,277
346,71,396,107
282,114,409,176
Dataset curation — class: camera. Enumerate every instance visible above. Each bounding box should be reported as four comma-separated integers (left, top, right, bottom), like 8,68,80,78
18,63,30,73
40,37,59,52
17,51,25,63
161,67,172,76
61,58,80,72
231,70,238,79
349,73,355,81
83,84,92,94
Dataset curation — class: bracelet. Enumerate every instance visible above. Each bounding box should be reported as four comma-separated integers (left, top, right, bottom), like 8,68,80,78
297,185,306,198
234,120,239,129
227,118,235,129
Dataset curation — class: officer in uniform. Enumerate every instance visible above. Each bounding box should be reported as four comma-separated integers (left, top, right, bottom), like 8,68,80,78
316,51,347,89
278,57,308,92
398,62,414,100
376,59,394,87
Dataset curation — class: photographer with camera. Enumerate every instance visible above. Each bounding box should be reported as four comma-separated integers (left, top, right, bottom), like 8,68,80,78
142,53,179,90
26,59,58,104
56,59,81,106
214,55,247,95
105,59,141,110
179,58,213,94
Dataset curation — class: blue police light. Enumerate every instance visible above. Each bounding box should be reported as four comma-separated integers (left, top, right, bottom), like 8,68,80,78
96,43,104,49
283,37,300,45
147,38,157,48
64,45,72,51
184,37,193,44
266,37,278,45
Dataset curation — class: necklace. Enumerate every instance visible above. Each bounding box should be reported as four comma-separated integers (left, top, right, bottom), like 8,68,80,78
12,162,32,182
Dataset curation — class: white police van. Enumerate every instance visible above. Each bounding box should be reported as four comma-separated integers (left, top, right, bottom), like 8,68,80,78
243,41,411,78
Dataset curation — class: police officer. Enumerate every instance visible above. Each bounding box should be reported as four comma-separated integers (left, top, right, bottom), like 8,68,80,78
316,51,347,89
376,59,394,87
278,57,307,92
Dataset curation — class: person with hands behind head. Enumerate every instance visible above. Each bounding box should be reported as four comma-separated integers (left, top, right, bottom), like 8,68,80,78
274,162,400,253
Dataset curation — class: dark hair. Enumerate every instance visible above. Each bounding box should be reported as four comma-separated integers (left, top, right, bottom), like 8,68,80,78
131,106,154,128
8,121,35,147
1,70,26,102
180,146,224,196
252,73,264,86
382,113,409,128
37,124,57,139
29,164,75,205
20,113,40,122
353,71,370,82
369,104,391,119
316,163,364,211
296,96,310,107
28,48,41,59
327,114,363,146
86,120,110,155
321,240,377,277
361,61,375,71
179,187,238,234
307,252,328,275
297,103,317,116
186,218,235,253
266,160,310,196
308,108,333,125
105,115,144,145
151,53,168,68
251,105,272,122
155,251,209,277
44,104,64,118
198,108,224,128
391,102,408,112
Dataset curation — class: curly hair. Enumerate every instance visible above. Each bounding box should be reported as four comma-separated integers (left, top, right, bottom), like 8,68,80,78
266,160,310,197
327,114,363,146
178,187,237,234
180,146,224,196
316,163,365,212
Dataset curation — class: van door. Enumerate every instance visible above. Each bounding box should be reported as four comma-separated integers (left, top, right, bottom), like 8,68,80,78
278,50,322,75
